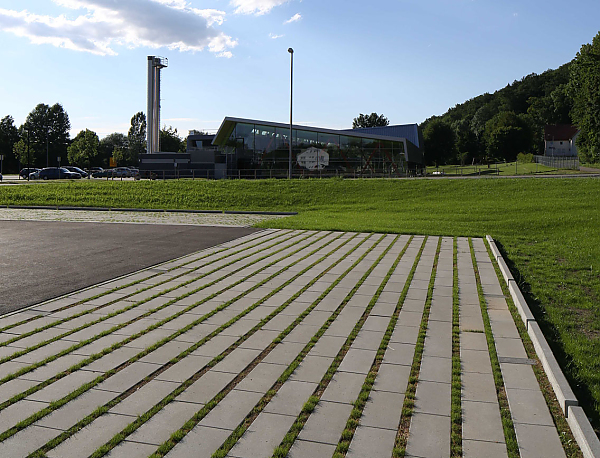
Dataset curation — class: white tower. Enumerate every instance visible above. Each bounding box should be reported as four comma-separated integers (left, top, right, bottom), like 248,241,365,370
147,56,168,154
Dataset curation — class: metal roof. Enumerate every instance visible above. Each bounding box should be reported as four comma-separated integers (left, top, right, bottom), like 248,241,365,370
213,117,419,147
343,124,421,148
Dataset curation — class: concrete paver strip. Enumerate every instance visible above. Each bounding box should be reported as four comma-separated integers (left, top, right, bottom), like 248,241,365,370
0,230,576,458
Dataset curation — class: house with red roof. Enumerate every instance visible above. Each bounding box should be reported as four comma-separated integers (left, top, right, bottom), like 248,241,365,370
544,125,580,157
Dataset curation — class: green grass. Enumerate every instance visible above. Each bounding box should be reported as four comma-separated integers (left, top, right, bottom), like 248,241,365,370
426,161,568,176
1,177,598,434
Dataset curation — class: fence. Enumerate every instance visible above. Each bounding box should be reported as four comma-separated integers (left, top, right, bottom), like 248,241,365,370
534,155,579,169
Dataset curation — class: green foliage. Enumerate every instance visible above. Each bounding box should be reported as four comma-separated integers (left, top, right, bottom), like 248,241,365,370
484,111,533,162
127,112,146,165
12,139,28,165
160,126,185,153
0,116,19,171
517,152,534,163
569,31,600,163
68,129,99,168
423,118,456,166
22,103,71,167
352,112,390,129
98,133,127,168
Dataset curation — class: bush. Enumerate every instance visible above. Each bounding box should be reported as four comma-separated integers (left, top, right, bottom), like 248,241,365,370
517,152,534,163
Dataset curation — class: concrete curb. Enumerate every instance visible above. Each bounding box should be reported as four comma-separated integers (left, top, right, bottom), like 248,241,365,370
3,205,297,216
486,235,600,458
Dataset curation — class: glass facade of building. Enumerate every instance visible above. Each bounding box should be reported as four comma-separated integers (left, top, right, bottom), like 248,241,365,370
214,118,422,175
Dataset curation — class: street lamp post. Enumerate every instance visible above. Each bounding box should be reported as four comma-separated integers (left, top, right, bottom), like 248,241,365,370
26,127,30,182
288,47,294,180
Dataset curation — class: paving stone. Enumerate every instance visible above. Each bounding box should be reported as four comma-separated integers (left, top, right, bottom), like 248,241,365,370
106,440,158,458
82,346,141,372
362,315,391,332
428,303,452,323
202,389,264,430
494,337,528,359
370,301,397,317
138,341,193,365
229,411,297,457
414,380,451,416
463,439,508,458
127,400,200,445
288,438,337,458
235,362,283,394
0,399,48,433
397,310,424,327
238,329,280,350
373,363,411,394
37,389,115,430
514,422,566,458
460,313,485,332
461,348,493,374
462,400,505,442
489,320,521,339
462,371,498,403
12,339,76,365
405,412,450,458
360,390,404,430
500,362,540,391
212,348,262,374
166,424,232,457
298,400,353,444
25,370,99,403
191,334,239,358
310,335,347,356
382,342,415,366
321,371,365,404
94,362,158,393
0,377,39,405
461,332,488,351
284,325,320,344
46,413,133,458
176,370,237,405
264,380,317,416
109,380,181,416
347,424,398,458
419,355,452,383
290,355,334,383
390,325,420,344
338,348,377,374
0,424,60,458
154,355,212,383
261,341,305,365
506,388,554,426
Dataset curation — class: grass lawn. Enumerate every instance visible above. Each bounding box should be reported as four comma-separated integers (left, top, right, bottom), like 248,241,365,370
1,177,599,433
425,161,587,176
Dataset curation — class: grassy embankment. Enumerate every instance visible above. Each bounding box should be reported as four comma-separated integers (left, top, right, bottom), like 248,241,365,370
0,177,599,434
425,161,590,176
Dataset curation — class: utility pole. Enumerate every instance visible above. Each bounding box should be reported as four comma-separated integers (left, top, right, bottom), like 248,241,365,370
288,48,294,179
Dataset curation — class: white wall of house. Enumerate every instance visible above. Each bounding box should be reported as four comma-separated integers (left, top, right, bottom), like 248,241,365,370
545,137,579,157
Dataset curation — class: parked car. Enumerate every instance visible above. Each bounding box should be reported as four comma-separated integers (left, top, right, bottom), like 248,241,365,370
19,168,40,179
0,172,2,181
29,170,40,180
64,166,88,178
38,167,81,180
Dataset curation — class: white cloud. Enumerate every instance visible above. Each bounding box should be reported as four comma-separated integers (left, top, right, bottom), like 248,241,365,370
284,13,301,24
0,0,237,56
269,32,284,39
230,0,289,15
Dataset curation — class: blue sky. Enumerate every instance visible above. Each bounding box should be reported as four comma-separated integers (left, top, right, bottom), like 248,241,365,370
1,0,599,139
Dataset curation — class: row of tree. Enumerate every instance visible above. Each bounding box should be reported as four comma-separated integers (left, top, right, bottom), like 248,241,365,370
0,107,187,173
421,31,600,165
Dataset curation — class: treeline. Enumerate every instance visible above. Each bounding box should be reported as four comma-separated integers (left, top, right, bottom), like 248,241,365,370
0,108,187,173
422,31,600,165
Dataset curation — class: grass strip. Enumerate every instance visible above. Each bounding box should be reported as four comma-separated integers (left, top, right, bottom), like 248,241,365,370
0,230,330,424
392,236,442,457
332,237,426,457
479,239,583,458
31,232,368,457
450,237,462,457
469,237,520,457
0,229,296,352
0,230,312,391
269,235,414,458
87,233,385,458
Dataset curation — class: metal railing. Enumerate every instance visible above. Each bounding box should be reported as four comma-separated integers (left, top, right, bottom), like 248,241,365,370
534,155,579,169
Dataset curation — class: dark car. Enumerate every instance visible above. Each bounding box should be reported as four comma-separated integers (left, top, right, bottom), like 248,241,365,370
39,167,81,180
19,168,40,179
64,166,88,178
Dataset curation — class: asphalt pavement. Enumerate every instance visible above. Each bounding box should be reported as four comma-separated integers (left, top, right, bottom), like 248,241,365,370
0,221,257,315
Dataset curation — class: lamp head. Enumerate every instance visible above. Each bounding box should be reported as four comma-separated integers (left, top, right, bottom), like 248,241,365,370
288,48,294,54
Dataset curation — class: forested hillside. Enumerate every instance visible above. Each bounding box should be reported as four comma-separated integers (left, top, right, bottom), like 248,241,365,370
421,31,600,166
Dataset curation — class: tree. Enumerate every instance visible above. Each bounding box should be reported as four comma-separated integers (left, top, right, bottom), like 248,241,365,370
569,31,600,163
423,118,456,166
352,113,390,129
453,118,480,165
127,112,146,165
99,133,128,167
68,129,99,168
0,115,19,172
23,103,71,167
160,126,185,152
483,111,533,162
13,139,28,166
